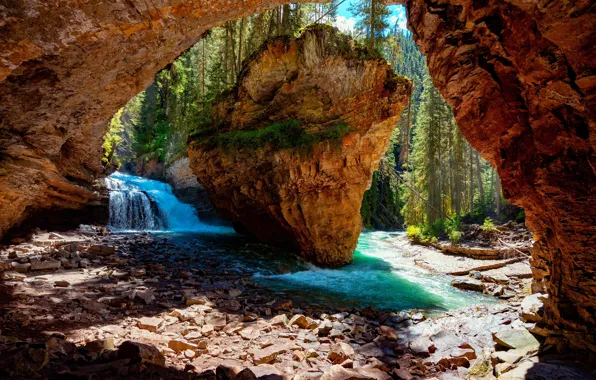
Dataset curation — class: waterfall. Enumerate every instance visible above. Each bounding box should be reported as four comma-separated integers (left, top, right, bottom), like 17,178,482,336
105,172,223,232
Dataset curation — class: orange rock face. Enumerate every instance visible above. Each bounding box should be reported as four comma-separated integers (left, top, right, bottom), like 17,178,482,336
400,0,596,350
0,0,314,238
188,26,410,266
0,0,594,352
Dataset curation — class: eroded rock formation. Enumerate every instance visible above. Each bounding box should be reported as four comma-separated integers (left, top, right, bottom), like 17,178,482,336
0,0,594,351
0,0,314,239
397,0,596,351
188,25,410,266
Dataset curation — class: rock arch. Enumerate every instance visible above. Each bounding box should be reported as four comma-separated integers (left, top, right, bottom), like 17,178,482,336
0,0,594,350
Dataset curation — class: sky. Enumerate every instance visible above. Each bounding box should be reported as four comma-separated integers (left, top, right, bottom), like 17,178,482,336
333,0,408,35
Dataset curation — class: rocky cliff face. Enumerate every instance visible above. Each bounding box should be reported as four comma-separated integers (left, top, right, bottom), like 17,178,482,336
165,157,220,223
0,0,314,240
188,26,410,266
397,0,595,351
0,0,594,351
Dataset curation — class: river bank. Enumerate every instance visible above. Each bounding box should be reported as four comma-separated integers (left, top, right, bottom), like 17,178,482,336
1,228,592,379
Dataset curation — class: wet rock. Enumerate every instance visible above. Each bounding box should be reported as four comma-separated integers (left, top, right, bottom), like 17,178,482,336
117,341,165,366
379,326,398,341
520,293,545,323
272,299,292,311
328,342,355,364
410,336,435,357
451,277,485,292
137,317,164,332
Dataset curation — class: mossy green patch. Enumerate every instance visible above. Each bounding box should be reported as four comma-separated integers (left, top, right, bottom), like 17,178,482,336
199,119,353,152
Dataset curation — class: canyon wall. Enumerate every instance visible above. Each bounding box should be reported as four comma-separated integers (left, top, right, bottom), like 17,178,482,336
0,0,314,239
187,25,410,266
0,0,594,351
397,0,595,351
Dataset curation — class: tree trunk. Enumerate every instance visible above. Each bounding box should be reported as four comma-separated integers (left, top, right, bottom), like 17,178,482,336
370,0,376,50
475,151,485,207
469,146,474,212
495,173,502,215
237,18,244,74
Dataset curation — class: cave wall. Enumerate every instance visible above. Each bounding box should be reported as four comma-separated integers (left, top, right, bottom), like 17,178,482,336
397,0,595,351
0,0,594,350
0,0,314,239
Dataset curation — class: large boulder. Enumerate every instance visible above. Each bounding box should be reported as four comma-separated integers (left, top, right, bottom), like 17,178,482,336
188,25,410,266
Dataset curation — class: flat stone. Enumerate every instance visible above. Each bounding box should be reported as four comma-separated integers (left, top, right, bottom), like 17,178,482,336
492,329,539,352
250,344,289,365
451,277,485,292
483,272,510,284
492,351,522,364
168,339,197,353
498,361,594,380
11,262,31,273
410,336,435,357
321,365,390,380
520,293,545,322
270,314,289,327
137,317,164,332
30,258,61,271
355,342,384,358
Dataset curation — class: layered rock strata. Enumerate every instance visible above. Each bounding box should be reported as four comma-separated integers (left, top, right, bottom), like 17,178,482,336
396,0,596,351
188,25,410,266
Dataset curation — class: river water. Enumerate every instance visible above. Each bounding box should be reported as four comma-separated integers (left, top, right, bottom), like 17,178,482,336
105,172,493,313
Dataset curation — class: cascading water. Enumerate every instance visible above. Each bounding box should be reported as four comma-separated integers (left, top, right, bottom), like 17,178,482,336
105,172,228,232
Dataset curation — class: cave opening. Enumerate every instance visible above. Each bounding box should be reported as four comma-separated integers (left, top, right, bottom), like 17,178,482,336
0,0,594,377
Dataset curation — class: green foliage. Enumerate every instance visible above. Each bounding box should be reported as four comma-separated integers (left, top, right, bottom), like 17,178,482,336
448,230,462,245
102,108,124,167
406,225,437,245
481,217,497,232
515,210,525,223
349,0,391,52
203,120,352,151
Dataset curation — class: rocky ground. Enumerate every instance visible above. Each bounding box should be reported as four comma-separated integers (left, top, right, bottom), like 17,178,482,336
0,227,593,379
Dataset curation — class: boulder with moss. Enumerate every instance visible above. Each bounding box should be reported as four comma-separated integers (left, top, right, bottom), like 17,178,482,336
188,25,410,266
